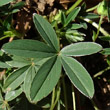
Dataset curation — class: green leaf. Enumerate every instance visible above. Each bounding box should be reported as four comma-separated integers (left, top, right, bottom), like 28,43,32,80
107,1,110,21
4,66,29,91
0,0,13,7
11,1,25,10
99,36,110,41
101,48,110,55
33,14,59,51
6,55,34,67
0,91,3,101
5,88,22,101
0,62,11,68
61,42,102,57
67,23,83,30
61,56,94,98
30,56,61,103
61,12,66,25
97,0,108,16
82,13,99,19
64,7,81,27
2,39,56,58
24,65,39,100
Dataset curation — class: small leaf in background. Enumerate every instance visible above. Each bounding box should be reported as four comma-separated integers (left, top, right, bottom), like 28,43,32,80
0,0,13,7
11,1,25,11
67,23,83,30
0,91,3,102
80,21,87,29
82,13,99,19
61,42,102,57
99,36,110,41
30,56,61,103
5,88,22,101
101,48,110,55
4,66,29,91
2,39,56,58
64,7,81,27
65,34,84,43
92,31,96,42
107,56,110,66
97,0,108,16
61,56,94,98
3,14,12,30
33,14,59,52
61,11,66,25
107,1,110,21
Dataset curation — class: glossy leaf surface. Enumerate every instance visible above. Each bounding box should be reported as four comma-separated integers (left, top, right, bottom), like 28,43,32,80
30,56,61,103
2,39,55,58
61,56,94,98
61,42,102,56
33,14,59,51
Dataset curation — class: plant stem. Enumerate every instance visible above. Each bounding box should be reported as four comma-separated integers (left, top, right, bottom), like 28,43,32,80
93,66,110,78
94,15,103,42
50,88,56,110
91,100,99,110
62,76,68,110
72,85,76,110
66,0,83,15
86,4,98,12
53,86,61,109
79,17,110,36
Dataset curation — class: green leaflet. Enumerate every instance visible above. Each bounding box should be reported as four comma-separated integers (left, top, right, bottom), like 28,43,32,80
33,14,59,52
30,56,61,103
4,66,29,91
101,48,110,55
64,7,81,27
61,42,102,57
0,0,13,6
2,39,56,58
61,56,94,98
0,91,3,102
82,13,99,19
5,88,22,101
6,56,33,68
0,62,11,68
24,65,39,100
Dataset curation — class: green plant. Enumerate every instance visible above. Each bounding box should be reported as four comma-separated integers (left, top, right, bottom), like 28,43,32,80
0,13,102,109
0,0,25,40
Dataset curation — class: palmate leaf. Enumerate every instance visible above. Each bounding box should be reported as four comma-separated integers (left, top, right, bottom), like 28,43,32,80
61,42,102,57
61,55,94,98
0,0,13,6
2,39,56,58
33,14,59,52
4,66,29,91
30,56,61,103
